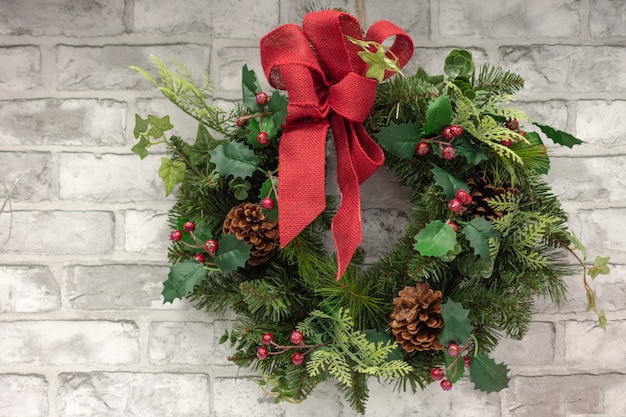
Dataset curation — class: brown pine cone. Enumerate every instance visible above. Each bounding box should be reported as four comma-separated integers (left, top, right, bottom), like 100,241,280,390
390,283,444,352
464,171,519,221
223,202,279,266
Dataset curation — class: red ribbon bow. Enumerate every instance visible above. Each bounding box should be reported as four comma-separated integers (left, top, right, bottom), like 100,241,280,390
260,10,413,279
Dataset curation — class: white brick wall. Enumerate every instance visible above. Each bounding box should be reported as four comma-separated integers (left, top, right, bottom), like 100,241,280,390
0,1,624,416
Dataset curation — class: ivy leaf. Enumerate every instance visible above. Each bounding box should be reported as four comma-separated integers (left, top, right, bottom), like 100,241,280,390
431,164,469,200
452,136,487,165
146,114,174,138
242,64,262,111
133,114,149,138
439,299,473,347
214,234,251,272
158,158,186,196
268,90,288,128
413,221,458,257
470,354,510,392
131,136,150,159
534,122,583,148
162,260,206,303
422,95,453,135
590,256,610,279
374,122,421,159
208,141,259,179
259,177,278,221
462,217,500,261
565,230,587,261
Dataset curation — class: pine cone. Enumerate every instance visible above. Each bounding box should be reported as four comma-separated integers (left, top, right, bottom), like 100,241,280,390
464,171,519,221
390,283,444,352
223,202,279,266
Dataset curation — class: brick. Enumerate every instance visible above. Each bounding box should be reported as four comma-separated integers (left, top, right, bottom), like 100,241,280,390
0,0,125,36
0,152,52,202
213,0,279,38
439,0,579,38
2,211,114,255
0,46,41,91
149,321,214,365
0,266,60,313
575,100,626,150
0,374,48,417
215,46,263,93
57,44,210,91
58,153,164,202
124,210,170,254
590,0,626,38
57,372,210,417
211,320,238,366
519,100,569,132
0,321,138,365
575,208,626,260
498,45,626,93
133,0,212,34
362,0,430,39
491,322,555,365
564,320,626,368
0,99,126,146
64,264,171,310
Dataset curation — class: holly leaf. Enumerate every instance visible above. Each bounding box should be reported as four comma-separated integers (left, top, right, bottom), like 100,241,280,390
422,95,453,135
259,177,278,221
162,260,206,303
590,255,610,279
159,158,186,196
431,164,469,200
133,114,149,138
533,122,583,148
374,121,421,159
246,116,277,148
268,90,288,128
470,354,510,392
242,64,263,111
462,217,500,261
443,350,465,383
131,136,150,159
208,141,259,179
146,114,174,138
214,234,251,272
452,136,487,165
413,221,458,257
439,299,473,347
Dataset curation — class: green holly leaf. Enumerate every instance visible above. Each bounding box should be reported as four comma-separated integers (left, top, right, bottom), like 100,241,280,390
452,136,487,165
413,221,458,257
462,217,500,261
246,116,277,148
215,234,252,272
470,354,510,392
444,49,475,80
431,164,470,200
259,177,278,221
533,122,583,148
439,299,473,347
131,136,150,159
590,255,610,279
146,114,174,138
242,64,263,111
208,141,259,179
159,157,186,196
443,350,465,383
162,260,207,303
374,122,422,159
133,114,149,138
422,95,453,135
268,90,288,128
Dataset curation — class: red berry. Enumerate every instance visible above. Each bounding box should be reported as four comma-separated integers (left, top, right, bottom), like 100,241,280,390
448,221,458,233
501,138,513,147
255,91,269,105
449,125,463,137
291,352,304,366
442,126,455,141
236,116,248,127
519,130,526,137
505,119,519,131
442,145,456,160
256,346,269,361
261,332,274,346
440,379,453,391
455,189,472,206
448,199,463,214
183,221,196,232
257,131,270,145
416,141,430,156
194,253,205,263
431,367,444,381
261,197,275,210
289,330,303,345
463,356,471,369
204,239,218,253
170,230,183,242
447,343,460,357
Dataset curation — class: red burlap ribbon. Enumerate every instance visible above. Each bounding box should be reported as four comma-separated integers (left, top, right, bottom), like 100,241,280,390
260,10,413,279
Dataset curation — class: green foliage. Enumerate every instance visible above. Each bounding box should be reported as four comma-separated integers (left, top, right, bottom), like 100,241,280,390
162,260,207,303
431,164,469,200
159,158,186,196
208,141,260,179
374,121,421,158
470,354,509,392
462,217,501,261
439,300,473,346
423,95,453,135
215,234,251,272
413,221,458,257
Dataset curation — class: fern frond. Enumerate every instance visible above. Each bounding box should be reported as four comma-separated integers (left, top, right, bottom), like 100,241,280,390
475,63,525,95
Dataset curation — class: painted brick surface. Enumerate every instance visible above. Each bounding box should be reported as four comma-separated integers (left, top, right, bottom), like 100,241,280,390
0,0,624,416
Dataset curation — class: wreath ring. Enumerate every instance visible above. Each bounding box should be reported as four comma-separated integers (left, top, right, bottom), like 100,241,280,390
132,9,607,413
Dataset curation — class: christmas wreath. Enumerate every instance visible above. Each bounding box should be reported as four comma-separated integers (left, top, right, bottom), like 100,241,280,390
131,9,610,413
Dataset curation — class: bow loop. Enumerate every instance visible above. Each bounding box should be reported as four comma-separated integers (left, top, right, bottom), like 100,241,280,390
329,73,377,122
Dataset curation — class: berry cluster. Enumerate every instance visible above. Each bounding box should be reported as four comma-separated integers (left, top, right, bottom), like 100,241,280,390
430,342,472,391
447,188,472,216
169,221,218,264
502,118,525,147
416,124,464,160
236,91,274,146
256,330,320,366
